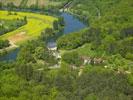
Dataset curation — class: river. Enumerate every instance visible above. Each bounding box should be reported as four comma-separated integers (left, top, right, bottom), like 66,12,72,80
0,12,86,62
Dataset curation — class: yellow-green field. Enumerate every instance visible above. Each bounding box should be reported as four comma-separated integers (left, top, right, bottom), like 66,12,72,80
0,10,57,45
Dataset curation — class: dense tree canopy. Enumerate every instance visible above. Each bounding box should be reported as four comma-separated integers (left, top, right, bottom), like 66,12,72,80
0,39,10,49
0,0,133,99
62,51,83,67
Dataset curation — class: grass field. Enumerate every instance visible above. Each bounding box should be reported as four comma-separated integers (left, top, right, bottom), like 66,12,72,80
0,10,57,45
60,43,106,58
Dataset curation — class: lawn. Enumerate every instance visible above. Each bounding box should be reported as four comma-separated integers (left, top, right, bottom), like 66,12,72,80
60,43,106,58
75,44,106,57
0,10,57,45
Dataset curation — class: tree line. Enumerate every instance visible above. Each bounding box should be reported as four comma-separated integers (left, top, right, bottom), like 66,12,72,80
57,27,133,60
0,39,10,49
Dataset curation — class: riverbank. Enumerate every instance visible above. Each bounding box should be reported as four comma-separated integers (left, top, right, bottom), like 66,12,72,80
0,41,18,52
0,46,18,59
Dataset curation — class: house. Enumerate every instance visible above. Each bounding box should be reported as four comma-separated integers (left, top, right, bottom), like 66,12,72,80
82,56,91,65
52,51,61,59
93,58,104,64
82,56,105,65
47,42,57,51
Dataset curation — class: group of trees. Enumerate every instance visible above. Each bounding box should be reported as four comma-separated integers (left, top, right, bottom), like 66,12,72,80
40,17,64,42
62,51,83,67
0,17,27,36
1,61,133,100
17,39,58,65
57,26,133,60
57,30,84,50
0,2,16,10
57,27,102,50
53,17,65,31
0,39,10,49
57,28,102,51
40,28,55,41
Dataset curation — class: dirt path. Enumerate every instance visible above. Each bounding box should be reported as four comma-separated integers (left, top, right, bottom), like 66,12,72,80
0,41,18,52
8,32,28,44
0,32,28,52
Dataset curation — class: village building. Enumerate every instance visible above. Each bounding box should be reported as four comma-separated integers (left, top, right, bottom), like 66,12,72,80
82,56,105,65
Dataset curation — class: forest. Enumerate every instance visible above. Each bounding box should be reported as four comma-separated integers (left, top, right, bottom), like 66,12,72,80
0,0,133,100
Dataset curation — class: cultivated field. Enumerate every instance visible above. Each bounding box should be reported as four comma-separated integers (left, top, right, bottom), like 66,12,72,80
0,10,56,45
0,0,21,6
0,0,64,7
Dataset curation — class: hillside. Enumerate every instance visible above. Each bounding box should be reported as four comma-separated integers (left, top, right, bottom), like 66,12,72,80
0,0,133,100
70,0,133,27
58,0,133,61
